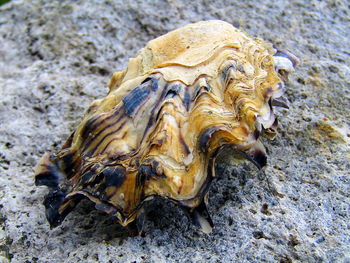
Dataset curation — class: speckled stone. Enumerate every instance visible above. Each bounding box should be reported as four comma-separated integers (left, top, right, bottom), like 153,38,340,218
0,0,349,262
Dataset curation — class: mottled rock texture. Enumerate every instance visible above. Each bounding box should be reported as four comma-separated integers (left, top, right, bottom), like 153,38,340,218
0,0,349,262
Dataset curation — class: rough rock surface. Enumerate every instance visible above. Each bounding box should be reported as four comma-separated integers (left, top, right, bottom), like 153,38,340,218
0,0,349,262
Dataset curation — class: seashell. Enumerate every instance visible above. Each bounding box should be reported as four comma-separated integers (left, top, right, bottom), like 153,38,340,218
35,20,298,233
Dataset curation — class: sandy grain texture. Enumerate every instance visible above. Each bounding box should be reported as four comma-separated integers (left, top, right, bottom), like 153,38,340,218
0,0,349,262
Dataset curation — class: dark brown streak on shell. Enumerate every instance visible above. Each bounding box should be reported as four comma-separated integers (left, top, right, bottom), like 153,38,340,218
54,151,81,180
165,84,181,99
35,162,61,189
136,159,165,187
61,132,75,150
124,77,159,117
81,170,99,185
60,152,76,174
177,177,184,195
99,132,128,160
91,166,126,201
179,130,191,155
81,109,125,151
199,126,225,153
141,81,171,140
81,114,106,141
183,85,191,111
191,83,210,103
123,85,151,116
99,138,122,156
44,190,83,228
80,165,106,187
112,150,138,162
86,119,127,157
80,114,99,139
222,64,235,83
103,166,126,187
253,129,260,140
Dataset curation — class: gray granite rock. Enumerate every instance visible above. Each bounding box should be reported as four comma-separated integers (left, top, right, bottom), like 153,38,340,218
0,0,349,262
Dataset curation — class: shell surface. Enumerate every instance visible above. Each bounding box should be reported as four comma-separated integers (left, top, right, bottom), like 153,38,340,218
35,20,297,233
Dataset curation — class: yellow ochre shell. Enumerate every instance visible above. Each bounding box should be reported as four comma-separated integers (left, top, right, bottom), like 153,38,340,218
35,20,297,233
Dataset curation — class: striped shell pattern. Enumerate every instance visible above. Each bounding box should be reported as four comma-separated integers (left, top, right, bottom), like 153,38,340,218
35,20,297,233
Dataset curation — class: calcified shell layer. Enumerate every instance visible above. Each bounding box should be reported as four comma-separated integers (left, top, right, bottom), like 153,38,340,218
35,20,297,233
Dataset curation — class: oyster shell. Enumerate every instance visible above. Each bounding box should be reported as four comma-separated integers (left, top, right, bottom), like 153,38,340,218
35,20,297,233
